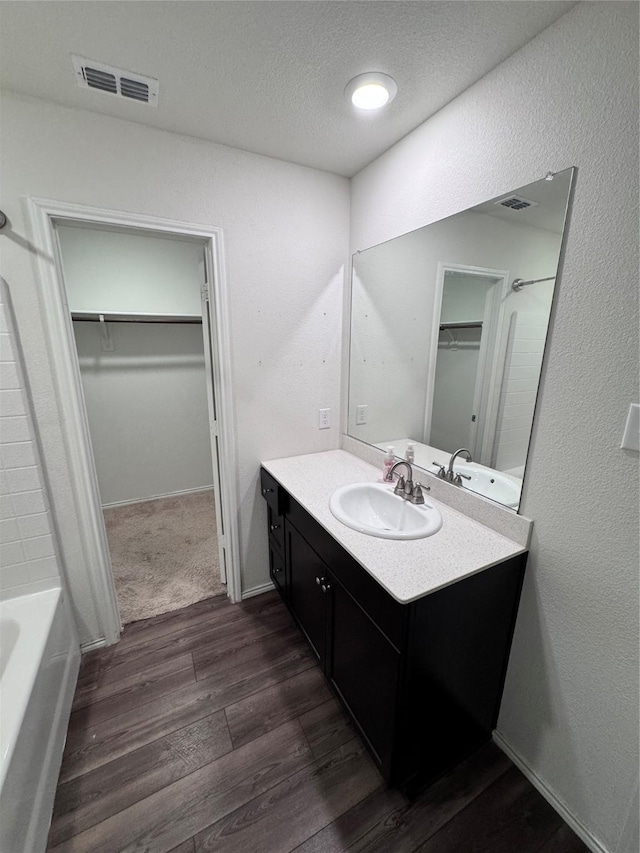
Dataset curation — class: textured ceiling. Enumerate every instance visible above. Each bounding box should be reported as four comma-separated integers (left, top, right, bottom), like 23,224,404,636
0,1,575,177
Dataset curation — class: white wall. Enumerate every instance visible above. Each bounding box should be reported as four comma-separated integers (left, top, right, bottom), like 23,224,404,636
72,323,213,506
349,4,639,852
439,271,494,323
0,91,349,638
0,282,63,599
350,228,434,444
56,223,206,315
56,224,213,506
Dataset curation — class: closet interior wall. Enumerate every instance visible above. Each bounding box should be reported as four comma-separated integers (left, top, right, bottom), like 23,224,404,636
55,223,213,508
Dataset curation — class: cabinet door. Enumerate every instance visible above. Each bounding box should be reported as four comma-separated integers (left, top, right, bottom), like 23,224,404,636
269,543,287,600
286,522,329,668
328,574,401,772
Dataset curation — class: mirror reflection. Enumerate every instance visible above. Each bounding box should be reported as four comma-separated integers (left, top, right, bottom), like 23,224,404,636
348,168,574,511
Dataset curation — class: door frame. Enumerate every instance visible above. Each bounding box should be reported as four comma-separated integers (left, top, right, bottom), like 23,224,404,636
27,197,242,646
424,262,509,462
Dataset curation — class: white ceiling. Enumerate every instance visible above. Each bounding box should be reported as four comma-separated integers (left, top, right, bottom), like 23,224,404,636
0,1,575,177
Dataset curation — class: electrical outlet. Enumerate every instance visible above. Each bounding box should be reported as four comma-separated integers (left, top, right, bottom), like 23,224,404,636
356,404,367,425
318,408,330,430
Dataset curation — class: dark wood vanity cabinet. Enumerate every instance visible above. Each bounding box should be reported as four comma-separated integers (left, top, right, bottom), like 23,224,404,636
260,466,527,795
261,470,287,597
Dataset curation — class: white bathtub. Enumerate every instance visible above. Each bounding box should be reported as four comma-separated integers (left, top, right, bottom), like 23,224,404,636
0,588,80,853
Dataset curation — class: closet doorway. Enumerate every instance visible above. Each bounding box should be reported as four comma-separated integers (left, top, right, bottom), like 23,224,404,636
28,197,240,644
54,222,227,624
425,263,509,467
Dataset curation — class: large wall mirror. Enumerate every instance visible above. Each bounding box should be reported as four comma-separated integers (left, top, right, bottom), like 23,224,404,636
347,167,575,511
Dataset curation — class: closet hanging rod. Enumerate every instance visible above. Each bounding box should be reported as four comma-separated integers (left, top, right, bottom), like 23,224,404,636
439,321,483,330
71,311,203,325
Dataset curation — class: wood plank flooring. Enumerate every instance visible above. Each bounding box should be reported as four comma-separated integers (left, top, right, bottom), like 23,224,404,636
48,592,589,853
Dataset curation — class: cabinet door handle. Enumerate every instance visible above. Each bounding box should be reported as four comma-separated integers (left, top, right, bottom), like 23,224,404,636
273,566,283,574
315,576,325,586
270,524,280,532
321,582,332,594
262,487,273,495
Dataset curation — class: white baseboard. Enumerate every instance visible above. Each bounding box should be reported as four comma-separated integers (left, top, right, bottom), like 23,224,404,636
102,485,214,510
493,731,609,853
241,581,275,600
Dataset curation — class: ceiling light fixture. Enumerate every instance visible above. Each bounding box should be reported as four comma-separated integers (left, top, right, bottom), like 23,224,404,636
345,72,397,111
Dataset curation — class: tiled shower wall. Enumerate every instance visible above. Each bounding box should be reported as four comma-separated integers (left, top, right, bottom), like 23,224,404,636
493,293,554,475
0,280,62,598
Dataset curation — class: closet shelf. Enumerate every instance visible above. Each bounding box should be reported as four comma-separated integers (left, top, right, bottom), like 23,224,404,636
71,311,202,325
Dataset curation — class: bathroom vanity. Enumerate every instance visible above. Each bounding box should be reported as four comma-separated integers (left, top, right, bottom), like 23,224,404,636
260,450,528,795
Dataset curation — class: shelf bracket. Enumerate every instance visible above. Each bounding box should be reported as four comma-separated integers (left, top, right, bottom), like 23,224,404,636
98,313,115,352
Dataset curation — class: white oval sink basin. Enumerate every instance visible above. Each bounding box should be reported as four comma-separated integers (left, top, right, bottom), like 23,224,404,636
433,464,521,509
329,483,443,540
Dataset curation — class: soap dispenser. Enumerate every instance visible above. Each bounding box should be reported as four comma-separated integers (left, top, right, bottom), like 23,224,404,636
383,446,395,481
405,442,415,465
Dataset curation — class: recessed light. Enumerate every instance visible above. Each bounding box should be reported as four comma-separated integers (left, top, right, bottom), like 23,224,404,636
345,72,397,111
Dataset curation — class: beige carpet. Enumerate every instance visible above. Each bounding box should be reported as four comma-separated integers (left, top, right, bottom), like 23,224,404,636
104,490,225,625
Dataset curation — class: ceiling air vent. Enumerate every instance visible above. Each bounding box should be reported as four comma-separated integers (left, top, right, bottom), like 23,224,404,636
72,55,158,106
494,195,538,211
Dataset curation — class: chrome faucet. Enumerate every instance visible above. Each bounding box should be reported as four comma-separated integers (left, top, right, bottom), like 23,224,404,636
432,448,473,486
447,448,472,485
386,460,426,504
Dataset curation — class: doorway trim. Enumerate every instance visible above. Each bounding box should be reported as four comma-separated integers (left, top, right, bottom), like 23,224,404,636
424,262,509,463
27,197,242,646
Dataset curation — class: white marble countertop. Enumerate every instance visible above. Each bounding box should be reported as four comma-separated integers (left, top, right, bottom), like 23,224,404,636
262,449,527,604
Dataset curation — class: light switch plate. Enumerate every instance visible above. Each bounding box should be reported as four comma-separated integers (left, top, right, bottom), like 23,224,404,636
621,403,639,452
356,404,367,425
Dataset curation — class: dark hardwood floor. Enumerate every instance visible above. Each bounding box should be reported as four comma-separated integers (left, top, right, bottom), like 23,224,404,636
47,592,589,853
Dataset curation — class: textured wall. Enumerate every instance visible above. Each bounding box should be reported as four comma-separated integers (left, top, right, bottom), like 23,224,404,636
350,4,639,852
0,282,64,599
0,92,349,636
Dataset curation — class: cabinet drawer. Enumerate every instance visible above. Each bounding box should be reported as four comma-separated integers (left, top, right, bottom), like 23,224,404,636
260,468,282,515
267,504,285,554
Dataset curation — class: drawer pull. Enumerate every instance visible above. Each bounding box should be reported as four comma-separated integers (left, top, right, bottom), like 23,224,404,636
273,566,283,574
270,524,280,532
262,487,273,495
321,582,332,594
315,575,325,586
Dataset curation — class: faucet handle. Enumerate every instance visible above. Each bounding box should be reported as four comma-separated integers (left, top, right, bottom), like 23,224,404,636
410,482,425,504
432,462,446,479
393,474,406,496
453,472,472,485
